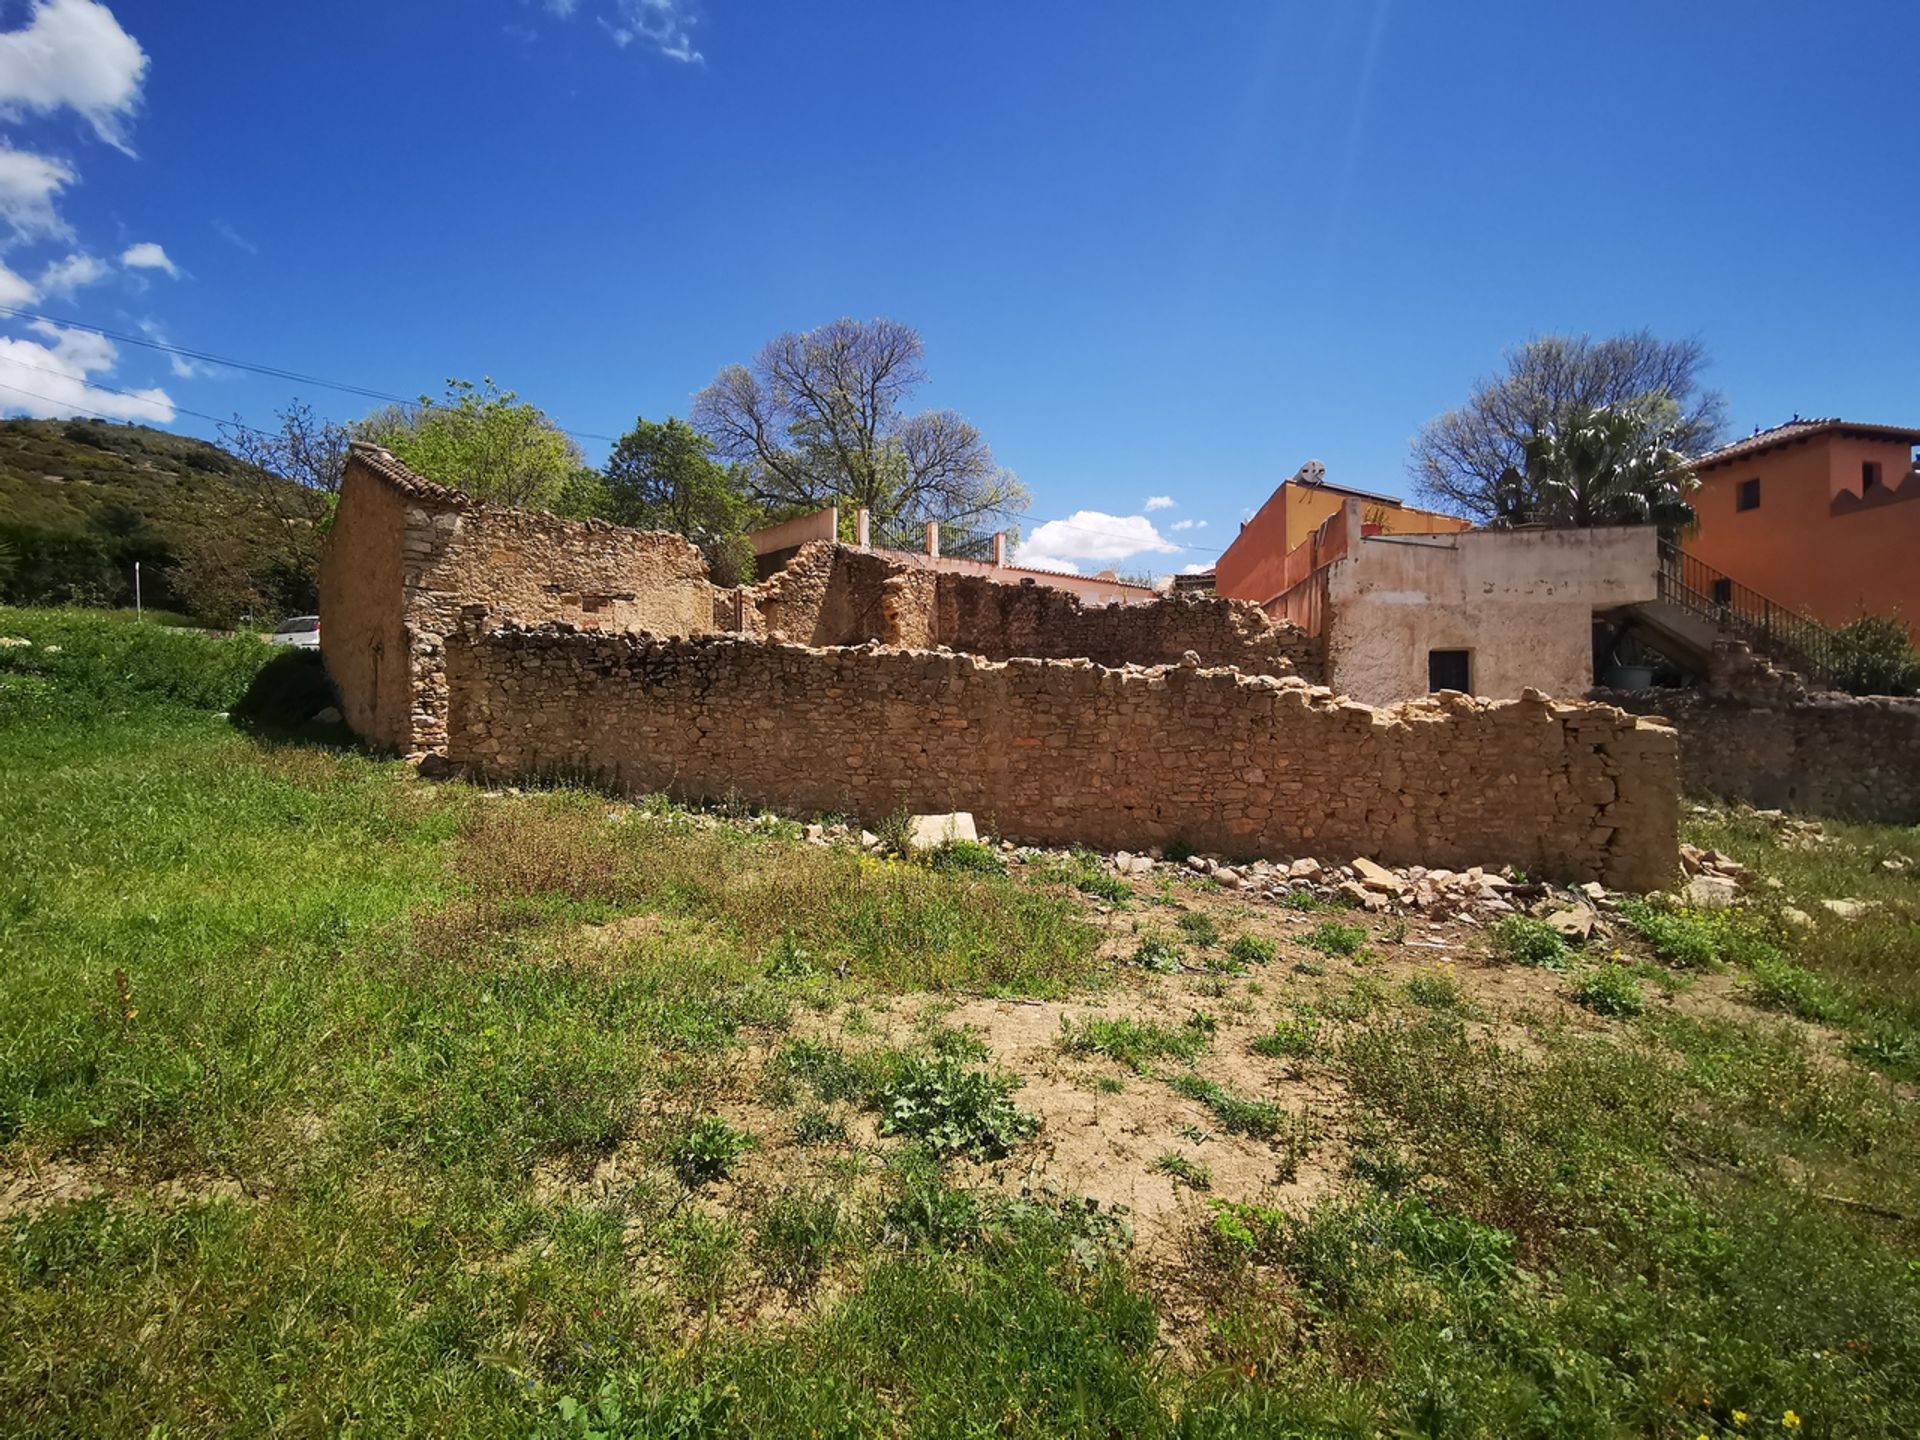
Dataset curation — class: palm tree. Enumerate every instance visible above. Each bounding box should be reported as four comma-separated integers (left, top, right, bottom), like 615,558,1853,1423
1491,395,1698,536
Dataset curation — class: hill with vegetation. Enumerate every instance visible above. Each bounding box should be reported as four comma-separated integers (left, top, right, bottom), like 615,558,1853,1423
0,417,324,626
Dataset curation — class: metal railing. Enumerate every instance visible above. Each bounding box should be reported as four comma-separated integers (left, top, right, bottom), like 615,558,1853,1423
1655,538,1839,685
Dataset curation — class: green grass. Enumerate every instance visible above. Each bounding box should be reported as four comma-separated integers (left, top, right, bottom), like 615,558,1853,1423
1487,913,1573,969
1060,1014,1208,1072
7,611,1920,1436
1300,920,1368,956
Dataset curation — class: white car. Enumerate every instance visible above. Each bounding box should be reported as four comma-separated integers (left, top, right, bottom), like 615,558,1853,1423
269,615,321,648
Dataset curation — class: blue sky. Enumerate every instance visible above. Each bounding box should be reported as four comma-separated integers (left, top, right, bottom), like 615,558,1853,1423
1,0,1915,576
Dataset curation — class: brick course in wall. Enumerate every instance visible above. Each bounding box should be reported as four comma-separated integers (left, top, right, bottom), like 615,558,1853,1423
1593,643,1920,822
444,622,1680,890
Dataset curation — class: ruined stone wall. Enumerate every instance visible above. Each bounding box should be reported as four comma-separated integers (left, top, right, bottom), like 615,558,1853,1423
1593,645,1920,822
930,576,1316,675
445,624,1679,890
320,447,728,751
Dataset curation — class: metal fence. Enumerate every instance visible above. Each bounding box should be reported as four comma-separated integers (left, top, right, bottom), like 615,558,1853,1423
1655,538,1839,685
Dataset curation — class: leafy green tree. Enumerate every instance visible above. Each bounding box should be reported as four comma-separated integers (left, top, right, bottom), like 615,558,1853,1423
358,378,582,510
1412,332,1726,521
691,317,1026,556
602,415,760,584
1497,396,1698,535
1830,615,1920,697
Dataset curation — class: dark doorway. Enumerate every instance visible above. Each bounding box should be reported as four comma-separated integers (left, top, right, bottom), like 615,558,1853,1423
1428,648,1471,693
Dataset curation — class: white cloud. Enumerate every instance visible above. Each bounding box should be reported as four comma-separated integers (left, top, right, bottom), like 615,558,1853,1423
0,0,148,154
1143,495,1174,511
211,218,257,255
544,0,580,14
1170,518,1207,532
36,250,109,296
0,318,172,421
120,240,175,275
0,145,74,240
1015,510,1181,573
136,317,213,378
582,0,703,61
1181,563,1212,575
0,259,34,305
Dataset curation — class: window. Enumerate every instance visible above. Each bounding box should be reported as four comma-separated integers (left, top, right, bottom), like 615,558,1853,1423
1863,461,1883,493
1711,578,1733,606
1427,648,1471,693
1737,477,1761,511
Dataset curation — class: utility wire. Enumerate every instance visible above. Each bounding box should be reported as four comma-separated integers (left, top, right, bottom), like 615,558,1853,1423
0,307,1230,559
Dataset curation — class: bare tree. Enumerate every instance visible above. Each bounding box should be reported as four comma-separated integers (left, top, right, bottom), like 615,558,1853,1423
222,400,351,501
691,317,1028,553
1409,332,1727,521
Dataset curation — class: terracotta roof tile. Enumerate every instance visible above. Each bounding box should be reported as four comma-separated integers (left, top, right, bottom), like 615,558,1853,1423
1693,418,1920,471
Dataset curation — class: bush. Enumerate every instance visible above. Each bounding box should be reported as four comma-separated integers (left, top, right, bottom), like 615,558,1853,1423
1251,1014,1320,1060
877,1054,1037,1160
1175,911,1220,946
1488,914,1571,970
1572,966,1645,1018
1830,613,1920,697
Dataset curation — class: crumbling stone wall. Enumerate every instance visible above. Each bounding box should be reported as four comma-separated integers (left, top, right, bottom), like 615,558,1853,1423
445,623,1679,890
1594,643,1920,822
320,446,725,751
930,574,1315,674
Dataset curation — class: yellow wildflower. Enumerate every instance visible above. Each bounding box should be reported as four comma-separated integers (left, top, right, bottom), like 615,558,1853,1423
1782,1413,1801,1431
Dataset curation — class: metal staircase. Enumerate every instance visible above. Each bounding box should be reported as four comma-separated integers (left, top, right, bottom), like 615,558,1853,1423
1624,540,1840,686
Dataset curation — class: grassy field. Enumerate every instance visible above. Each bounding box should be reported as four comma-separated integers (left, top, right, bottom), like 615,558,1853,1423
3,608,1918,1437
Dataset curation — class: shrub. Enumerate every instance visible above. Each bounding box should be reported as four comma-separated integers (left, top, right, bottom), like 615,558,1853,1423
1830,613,1920,697
877,1054,1037,1161
1226,933,1277,967
670,1115,754,1186
1745,952,1847,1023
1572,966,1645,1018
1302,921,1368,957
1488,914,1571,970
1404,966,1470,1012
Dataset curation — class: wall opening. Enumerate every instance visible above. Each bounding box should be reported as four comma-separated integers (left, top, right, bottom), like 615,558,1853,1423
1737,477,1761,512
1428,648,1471,693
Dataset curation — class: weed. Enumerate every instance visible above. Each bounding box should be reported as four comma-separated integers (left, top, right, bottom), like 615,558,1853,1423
1225,933,1276,967
1131,934,1184,973
669,1115,754,1186
753,1189,843,1294
1251,1013,1321,1060
1324,977,1386,1020
1060,1014,1207,1072
1280,889,1341,913
926,838,1007,876
1176,910,1220,946
1170,1073,1283,1138
1404,964,1471,1013
1745,952,1847,1023
1571,964,1645,1018
1301,921,1368,957
765,930,816,978
1488,913,1572,969
876,1054,1037,1160
1618,898,1723,968
1154,1151,1212,1191
791,1106,847,1146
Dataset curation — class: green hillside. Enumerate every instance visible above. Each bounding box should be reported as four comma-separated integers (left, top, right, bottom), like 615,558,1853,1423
0,417,324,625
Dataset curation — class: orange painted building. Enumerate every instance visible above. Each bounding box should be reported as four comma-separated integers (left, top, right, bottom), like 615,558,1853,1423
1687,419,1920,635
1214,463,1469,603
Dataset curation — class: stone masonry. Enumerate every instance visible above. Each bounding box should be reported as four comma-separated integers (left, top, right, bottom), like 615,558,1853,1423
1595,642,1920,823
320,445,1314,752
443,622,1680,891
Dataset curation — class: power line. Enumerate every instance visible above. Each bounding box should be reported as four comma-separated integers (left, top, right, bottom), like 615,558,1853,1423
0,306,1229,561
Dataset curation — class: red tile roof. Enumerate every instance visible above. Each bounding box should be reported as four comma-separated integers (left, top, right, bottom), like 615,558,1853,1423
1692,418,1920,471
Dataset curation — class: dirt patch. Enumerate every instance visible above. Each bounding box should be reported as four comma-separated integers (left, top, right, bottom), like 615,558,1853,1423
0,1155,256,1221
